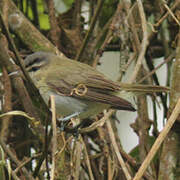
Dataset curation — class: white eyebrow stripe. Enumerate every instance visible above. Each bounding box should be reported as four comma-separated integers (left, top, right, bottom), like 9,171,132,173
8,70,20,76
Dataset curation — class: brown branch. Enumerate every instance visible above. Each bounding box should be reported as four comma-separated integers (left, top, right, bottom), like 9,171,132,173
92,17,113,67
50,95,57,180
133,98,180,180
158,30,180,179
118,53,136,81
138,52,175,83
5,0,63,55
14,153,42,174
0,139,35,180
73,138,82,180
0,9,52,126
0,11,41,92
79,109,115,133
0,35,44,138
123,1,141,52
1,67,12,142
46,0,61,49
1,0,8,26
106,120,132,180
129,0,149,83
72,0,82,28
75,0,105,62
92,3,123,67
107,155,113,180
154,1,180,27
164,3,180,26
136,94,156,178
80,136,94,180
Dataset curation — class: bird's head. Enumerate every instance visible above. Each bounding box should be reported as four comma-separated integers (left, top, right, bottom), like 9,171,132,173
24,51,53,72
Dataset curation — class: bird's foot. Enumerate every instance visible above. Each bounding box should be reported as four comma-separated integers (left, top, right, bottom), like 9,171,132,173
63,121,85,138
58,112,81,131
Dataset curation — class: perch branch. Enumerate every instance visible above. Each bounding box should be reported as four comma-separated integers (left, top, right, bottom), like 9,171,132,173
133,98,180,180
50,95,57,180
106,120,132,180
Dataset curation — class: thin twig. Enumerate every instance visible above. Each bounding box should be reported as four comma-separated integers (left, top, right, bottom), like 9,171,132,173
129,0,148,83
0,11,49,125
92,3,123,67
56,135,73,156
92,17,113,67
0,139,35,180
0,11,35,87
154,1,180,27
118,53,136,81
1,0,8,26
106,120,132,180
9,168,20,180
79,109,115,133
50,95,57,180
75,0,105,61
138,52,175,83
72,0,82,28
74,138,82,180
46,0,61,48
92,34,113,67
80,136,94,180
133,98,180,180
107,155,113,180
14,153,41,173
164,3,180,26
1,67,12,141
123,1,141,52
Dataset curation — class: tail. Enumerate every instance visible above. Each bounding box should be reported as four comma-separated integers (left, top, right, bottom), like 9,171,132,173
118,83,170,93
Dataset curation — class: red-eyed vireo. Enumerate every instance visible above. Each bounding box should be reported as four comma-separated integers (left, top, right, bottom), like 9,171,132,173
24,52,169,122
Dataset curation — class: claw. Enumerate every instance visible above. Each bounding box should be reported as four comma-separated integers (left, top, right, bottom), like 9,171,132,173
58,112,81,131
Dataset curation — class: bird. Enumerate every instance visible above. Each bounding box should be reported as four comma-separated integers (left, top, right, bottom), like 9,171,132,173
24,51,169,126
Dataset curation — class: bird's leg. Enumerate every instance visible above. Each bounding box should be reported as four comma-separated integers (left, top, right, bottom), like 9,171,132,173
69,119,87,137
58,111,81,131
62,118,87,137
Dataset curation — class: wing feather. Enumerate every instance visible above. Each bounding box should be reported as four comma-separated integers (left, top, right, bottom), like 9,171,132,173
47,80,135,111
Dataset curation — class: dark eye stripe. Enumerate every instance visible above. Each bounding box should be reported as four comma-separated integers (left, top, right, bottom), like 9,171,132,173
28,66,41,72
25,57,45,68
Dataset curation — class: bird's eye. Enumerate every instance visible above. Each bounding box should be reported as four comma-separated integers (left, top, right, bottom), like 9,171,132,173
29,66,40,72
